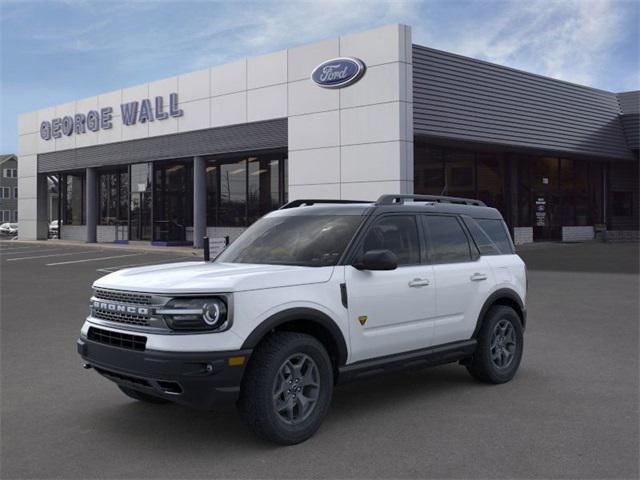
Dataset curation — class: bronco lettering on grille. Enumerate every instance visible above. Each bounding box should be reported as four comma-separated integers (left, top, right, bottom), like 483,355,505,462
91,300,149,316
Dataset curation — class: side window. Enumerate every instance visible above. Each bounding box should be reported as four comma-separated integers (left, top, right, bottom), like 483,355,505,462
463,217,500,256
477,219,514,254
423,215,472,264
360,215,420,266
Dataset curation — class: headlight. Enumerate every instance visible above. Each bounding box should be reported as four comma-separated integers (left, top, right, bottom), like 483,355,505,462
158,297,229,332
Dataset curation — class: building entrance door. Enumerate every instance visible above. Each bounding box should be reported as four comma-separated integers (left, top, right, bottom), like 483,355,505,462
153,161,192,243
130,192,152,241
129,163,153,241
531,157,561,241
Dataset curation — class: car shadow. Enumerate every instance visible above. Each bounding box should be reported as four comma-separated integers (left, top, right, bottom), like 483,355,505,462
83,364,499,450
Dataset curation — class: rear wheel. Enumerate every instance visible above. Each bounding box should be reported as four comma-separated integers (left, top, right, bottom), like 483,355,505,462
238,331,333,445
118,385,170,404
467,305,523,384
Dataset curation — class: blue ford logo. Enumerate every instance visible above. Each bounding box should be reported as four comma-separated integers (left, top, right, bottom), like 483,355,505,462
311,57,366,89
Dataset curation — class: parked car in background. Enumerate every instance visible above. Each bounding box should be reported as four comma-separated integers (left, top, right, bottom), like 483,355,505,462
0,223,18,236
49,220,60,238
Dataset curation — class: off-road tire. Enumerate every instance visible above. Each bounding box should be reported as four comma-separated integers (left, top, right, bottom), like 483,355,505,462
467,305,523,384
118,385,170,404
238,331,333,445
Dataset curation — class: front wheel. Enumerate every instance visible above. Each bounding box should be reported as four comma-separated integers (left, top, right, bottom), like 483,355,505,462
238,332,333,445
466,305,524,384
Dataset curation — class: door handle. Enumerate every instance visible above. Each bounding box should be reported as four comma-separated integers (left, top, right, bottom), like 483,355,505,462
470,272,488,281
408,278,430,287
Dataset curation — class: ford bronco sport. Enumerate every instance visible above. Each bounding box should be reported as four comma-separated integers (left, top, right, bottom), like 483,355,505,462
77,194,527,444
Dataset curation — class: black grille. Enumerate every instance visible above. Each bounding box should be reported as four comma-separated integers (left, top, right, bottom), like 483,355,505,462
94,289,152,305
92,309,151,326
88,327,147,351
94,367,151,387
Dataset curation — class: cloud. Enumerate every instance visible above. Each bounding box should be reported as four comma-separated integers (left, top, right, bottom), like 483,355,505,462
414,0,637,89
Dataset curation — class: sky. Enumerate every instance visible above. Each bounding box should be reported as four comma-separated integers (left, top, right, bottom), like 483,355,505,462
1,0,638,153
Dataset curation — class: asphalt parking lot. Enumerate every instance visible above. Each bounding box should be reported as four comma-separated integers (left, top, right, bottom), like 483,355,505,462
1,240,638,479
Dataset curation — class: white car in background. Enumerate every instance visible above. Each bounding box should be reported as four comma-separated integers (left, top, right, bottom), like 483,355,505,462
0,223,18,236
49,220,60,238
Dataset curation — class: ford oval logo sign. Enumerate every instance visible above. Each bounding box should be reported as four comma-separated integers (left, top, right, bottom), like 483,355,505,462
311,57,366,89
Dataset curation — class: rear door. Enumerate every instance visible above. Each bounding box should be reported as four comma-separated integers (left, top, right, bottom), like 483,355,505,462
422,215,493,345
345,214,436,363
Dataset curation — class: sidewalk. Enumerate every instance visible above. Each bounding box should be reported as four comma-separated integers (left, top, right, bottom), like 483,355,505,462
3,238,202,257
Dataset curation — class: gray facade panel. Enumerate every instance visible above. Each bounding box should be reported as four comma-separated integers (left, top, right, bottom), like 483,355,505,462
413,45,633,160
37,119,287,173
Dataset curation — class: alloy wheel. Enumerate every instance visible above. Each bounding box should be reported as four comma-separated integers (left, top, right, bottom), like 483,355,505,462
272,353,321,425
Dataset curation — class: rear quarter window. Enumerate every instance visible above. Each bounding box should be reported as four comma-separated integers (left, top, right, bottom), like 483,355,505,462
476,219,514,254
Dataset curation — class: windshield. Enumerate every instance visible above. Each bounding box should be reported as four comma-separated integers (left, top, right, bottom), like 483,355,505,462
216,215,364,267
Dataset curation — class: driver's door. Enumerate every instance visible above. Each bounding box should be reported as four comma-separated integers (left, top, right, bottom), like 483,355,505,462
345,214,436,363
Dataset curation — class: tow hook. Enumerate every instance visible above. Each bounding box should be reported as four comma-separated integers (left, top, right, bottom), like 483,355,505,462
83,363,92,370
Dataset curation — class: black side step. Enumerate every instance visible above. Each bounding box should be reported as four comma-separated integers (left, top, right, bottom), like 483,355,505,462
337,339,477,384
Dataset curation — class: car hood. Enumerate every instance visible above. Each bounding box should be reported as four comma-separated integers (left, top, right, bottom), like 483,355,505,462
93,261,335,294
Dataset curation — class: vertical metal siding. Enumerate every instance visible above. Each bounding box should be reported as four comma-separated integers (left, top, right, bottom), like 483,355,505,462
37,119,287,173
413,44,633,160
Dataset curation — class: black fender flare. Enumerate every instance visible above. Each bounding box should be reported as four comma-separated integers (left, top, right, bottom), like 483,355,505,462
472,288,526,338
241,307,349,366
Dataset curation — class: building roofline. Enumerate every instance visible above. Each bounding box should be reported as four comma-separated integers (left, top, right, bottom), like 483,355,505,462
412,43,619,98
0,154,17,166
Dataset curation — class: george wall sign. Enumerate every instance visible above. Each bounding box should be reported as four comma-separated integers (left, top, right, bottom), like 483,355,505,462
40,93,184,140
311,57,366,89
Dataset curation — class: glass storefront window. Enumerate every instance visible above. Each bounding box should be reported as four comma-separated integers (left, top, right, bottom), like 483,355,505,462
445,151,475,198
207,151,287,227
62,173,85,225
414,144,444,195
248,156,281,223
154,161,192,241
477,153,505,216
414,141,611,239
98,169,128,225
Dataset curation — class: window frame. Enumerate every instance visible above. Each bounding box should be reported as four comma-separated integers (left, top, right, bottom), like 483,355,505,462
421,213,479,265
348,212,424,267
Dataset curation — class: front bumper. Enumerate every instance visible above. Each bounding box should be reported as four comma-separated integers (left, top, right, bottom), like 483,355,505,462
77,337,252,410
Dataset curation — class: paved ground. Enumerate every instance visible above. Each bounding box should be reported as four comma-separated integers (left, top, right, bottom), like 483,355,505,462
1,240,638,479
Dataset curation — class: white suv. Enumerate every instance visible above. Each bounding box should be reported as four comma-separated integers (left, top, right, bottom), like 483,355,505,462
77,194,527,444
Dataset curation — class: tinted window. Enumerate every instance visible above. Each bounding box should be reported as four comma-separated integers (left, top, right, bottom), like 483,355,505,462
361,216,420,266
477,219,514,254
463,217,500,256
217,215,362,267
423,216,471,264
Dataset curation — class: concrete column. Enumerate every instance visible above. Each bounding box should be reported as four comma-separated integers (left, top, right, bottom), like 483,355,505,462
193,156,207,248
85,167,97,243
36,174,49,239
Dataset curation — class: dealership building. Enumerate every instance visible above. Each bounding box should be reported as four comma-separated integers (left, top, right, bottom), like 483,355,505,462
17,24,639,246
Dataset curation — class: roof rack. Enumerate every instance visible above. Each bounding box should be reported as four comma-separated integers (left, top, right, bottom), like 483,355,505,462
279,199,372,209
376,194,486,207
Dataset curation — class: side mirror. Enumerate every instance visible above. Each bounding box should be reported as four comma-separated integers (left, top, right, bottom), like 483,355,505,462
353,249,398,271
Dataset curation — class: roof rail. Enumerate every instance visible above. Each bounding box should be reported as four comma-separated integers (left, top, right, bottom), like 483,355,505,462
376,194,486,207
279,199,371,209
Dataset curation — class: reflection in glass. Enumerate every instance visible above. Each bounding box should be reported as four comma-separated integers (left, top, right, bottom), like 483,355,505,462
206,151,286,227
62,173,84,225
